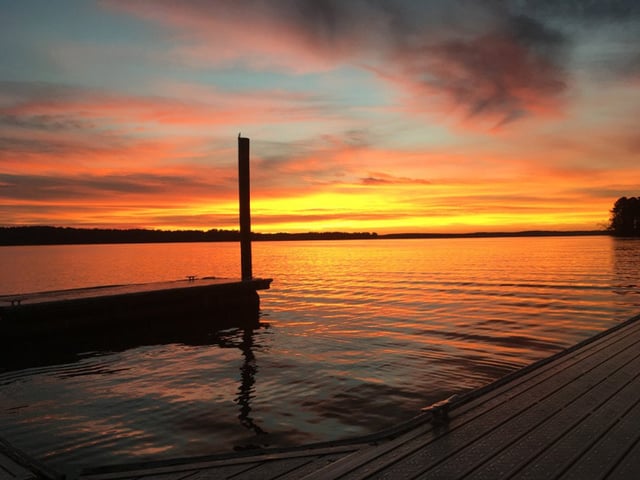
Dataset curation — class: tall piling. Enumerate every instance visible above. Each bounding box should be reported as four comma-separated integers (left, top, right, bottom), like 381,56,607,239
238,136,252,281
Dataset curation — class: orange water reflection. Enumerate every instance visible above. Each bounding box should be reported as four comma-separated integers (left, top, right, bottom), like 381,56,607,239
1,236,639,468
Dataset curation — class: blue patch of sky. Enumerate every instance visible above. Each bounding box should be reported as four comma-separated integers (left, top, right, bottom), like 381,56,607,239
194,65,389,108
0,0,168,91
1,0,163,48
1,0,394,113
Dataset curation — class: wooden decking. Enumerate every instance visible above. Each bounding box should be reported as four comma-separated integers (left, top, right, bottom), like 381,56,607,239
0,452,39,480
0,450,38,480
0,437,61,480
73,312,640,480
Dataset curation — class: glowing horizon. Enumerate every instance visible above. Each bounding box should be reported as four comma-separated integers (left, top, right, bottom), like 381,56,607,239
1,1,639,234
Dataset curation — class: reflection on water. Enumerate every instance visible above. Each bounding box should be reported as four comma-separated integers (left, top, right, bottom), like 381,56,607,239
0,322,269,472
236,328,266,445
613,237,640,296
1,236,640,471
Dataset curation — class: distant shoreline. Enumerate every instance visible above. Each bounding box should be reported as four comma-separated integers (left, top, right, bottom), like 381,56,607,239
0,226,609,246
377,230,607,239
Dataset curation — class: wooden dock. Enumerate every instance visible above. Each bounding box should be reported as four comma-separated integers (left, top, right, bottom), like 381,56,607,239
66,311,640,480
1,436,62,480
0,277,272,337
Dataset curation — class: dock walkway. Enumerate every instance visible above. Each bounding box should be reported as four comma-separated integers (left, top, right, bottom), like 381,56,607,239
0,436,61,480
74,312,640,480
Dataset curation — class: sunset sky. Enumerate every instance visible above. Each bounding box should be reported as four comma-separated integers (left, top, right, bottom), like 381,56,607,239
1,0,639,233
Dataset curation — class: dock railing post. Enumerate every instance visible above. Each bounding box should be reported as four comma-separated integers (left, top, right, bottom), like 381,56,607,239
238,135,253,281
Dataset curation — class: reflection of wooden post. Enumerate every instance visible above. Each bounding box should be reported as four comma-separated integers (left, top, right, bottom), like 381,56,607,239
238,136,252,281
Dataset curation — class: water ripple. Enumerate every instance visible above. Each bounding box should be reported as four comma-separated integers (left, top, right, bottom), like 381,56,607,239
1,236,639,469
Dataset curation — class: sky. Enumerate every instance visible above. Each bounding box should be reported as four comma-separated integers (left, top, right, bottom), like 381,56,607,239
1,0,639,234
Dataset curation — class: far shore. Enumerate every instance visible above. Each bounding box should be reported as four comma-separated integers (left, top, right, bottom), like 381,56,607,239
0,226,609,247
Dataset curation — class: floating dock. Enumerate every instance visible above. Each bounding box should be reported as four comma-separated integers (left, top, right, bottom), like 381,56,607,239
0,277,272,337
0,435,62,480
38,311,638,480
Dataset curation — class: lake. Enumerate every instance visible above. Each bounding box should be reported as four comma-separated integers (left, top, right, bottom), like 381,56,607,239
1,236,639,473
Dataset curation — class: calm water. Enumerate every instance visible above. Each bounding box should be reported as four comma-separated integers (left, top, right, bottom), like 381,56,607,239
1,236,639,472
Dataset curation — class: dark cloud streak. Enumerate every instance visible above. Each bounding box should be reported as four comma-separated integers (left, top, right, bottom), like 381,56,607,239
513,0,640,20
0,114,95,132
415,13,568,126
108,0,589,126
360,172,431,186
0,173,232,201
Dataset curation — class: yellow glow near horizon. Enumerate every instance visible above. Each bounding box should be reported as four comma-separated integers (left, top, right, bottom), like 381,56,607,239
248,188,608,234
10,181,608,233
250,214,605,234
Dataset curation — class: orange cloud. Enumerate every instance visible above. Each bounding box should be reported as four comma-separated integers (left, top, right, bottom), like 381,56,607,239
1,81,330,130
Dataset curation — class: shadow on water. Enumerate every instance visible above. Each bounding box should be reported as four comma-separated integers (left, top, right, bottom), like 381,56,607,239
234,327,267,449
0,296,264,370
0,312,268,440
612,238,640,298
0,312,265,361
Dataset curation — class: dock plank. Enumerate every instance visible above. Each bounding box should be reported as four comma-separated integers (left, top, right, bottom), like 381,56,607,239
559,391,640,480
223,457,312,480
325,318,640,480
603,431,640,480
130,471,200,480
183,462,257,480
0,453,38,480
467,352,640,479
0,436,62,480
79,445,361,480
277,453,354,480
449,316,640,420
440,339,640,477
298,420,436,480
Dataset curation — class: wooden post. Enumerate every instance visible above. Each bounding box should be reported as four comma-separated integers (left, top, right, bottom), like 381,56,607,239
238,136,252,281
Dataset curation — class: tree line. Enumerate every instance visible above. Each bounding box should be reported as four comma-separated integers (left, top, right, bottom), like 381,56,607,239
0,226,379,246
608,197,640,237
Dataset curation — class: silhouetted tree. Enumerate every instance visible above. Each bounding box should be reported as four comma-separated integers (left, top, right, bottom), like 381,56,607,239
0,226,379,245
608,196,640,236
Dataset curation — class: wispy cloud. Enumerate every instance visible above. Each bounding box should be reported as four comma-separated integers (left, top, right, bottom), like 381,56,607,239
360,172,430,186
103,0,576,127
0,172,231,201
0,81,333,130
